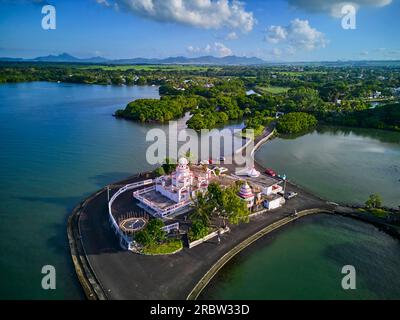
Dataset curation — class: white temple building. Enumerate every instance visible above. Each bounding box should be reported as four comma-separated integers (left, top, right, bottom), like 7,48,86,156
134,157,211,217
156,157,210,203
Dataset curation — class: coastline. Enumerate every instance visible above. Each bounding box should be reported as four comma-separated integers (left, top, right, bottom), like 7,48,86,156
67,125,399,300
67,188,108,300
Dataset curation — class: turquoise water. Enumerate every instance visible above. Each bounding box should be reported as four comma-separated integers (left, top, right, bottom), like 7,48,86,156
0,82,160,299
255,127,400,208
200,214,400,300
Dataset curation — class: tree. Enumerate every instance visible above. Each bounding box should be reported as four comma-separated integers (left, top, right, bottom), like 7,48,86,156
135,229,153,246
154,166,165,176
191,183,249,227
191,191,214,226
207,182,224,208
365,194,382,209
184,150,195,164
135,219,166,246
189,220,209,240
277,112,318,134
162,157,176,174
146,219,166,243
219,187,249,225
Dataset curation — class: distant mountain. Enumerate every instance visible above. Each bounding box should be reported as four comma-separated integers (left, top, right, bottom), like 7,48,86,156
0,53,266,66
2,53,400,67
28,53,110,64
32,53,80,62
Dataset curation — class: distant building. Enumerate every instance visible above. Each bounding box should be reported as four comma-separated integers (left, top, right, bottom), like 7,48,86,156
370,91,382,99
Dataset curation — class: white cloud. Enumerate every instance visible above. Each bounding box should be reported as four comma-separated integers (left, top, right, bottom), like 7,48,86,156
214,42,233,56
226,31,239,40
265,19,327,51
269,48,282,58
287,0,392,17
286,46,296,56
96,0,110,6
187,42,232,57
266,26,288,44
96,0,255,32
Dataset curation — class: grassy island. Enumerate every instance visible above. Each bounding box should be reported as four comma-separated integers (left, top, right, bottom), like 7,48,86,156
276,112,318,134
115,96,199,123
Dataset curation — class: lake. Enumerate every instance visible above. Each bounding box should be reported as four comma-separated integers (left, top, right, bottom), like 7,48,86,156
0,82,399,299
255,126,400,208
0,82,161,299
199,214,400,300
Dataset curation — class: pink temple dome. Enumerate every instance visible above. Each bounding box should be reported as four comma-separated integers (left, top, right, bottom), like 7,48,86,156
239,183,254,199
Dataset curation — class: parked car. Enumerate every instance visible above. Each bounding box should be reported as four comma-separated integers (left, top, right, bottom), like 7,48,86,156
285,191,298,200
265,168,276,177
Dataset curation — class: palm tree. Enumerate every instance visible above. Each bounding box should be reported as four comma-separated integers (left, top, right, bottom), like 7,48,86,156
190,191,213,226
184,150,195,165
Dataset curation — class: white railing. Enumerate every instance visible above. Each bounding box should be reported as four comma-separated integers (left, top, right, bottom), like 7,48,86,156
160,199,192,217
108,179,153,249
162,222,180,232
133,185,193,218
133,185,155,196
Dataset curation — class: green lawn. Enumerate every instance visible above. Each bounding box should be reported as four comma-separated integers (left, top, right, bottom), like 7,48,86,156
142,239,183,255
256,85,290,94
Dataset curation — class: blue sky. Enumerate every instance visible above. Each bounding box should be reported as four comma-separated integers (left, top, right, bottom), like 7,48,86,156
0,0,399,61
